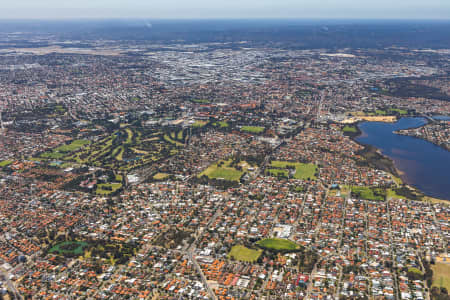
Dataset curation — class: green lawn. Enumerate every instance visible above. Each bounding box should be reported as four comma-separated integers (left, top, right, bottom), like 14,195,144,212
294,186,305,192
164,134,184,147
270,161,317,180
49,241,89,256
96,183,122,195
342,125,358,133
432,263,450,292
40,151,66,159
40,139,90,160
213,121,229,128
228,245,262,262
367,108,407,116
191,99,210,104
241,126,265,133
192,120,208,128
199,159,246,181
60,162,74,169
204,164,243,181
54,139,90,153
153,172,170,180
408,267,423,276
351,186,386,201
177,130,184,140
292,163,317,180
124,128,133,144
0,160,13,167
59,128,178,172
391,174,403,186
387,188,406,199
257,238,300,251
270,161,292,168
54,105,66,113
389,108,408,115
115,146,124,161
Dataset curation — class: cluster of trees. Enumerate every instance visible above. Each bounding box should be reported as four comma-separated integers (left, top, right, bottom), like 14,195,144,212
431,287,450,300
355,145,399,177
153,227,192,249
382,77,450,102
421,259,435,288
195,175,240,189
393,186,423,201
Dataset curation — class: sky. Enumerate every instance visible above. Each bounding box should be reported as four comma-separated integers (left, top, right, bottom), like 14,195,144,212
1,0,449,20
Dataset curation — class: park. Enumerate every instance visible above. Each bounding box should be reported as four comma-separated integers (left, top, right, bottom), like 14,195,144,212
256,238,300,251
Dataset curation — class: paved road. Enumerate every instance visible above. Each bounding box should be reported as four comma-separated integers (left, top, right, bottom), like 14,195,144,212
0,236,24,300
185,208,222,300
305,263,317,299
386,197,400,300
187,251,216,300
0,266,21,300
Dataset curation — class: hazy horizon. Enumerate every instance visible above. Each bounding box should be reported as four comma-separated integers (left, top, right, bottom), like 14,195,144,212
1,0,449,20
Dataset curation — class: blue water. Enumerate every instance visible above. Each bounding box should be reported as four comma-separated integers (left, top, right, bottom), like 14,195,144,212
356,117,450,200
432,115,450,121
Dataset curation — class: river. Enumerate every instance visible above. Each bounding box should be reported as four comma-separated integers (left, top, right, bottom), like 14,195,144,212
356,117,450,200
432,115,450,121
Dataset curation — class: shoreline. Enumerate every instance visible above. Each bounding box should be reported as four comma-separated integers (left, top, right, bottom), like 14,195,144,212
350,121,449,203
353,140,401,178
343,120,403,178
340,116,398,124
394,131,450,152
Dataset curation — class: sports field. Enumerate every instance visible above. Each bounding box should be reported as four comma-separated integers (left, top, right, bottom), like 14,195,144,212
199,159,247,181
228,245,262,262
241,126,265,133
256,238,300,251
153,172,170,180
96,183,123,195
351,186,386,201
270,161,317,180
49,241,89,256
432,262,450,291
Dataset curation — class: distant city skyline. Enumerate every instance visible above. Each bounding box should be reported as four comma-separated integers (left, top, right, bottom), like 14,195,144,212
1,0,449,20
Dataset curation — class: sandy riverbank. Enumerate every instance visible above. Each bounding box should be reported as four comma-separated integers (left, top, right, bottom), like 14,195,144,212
341,116,397,124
